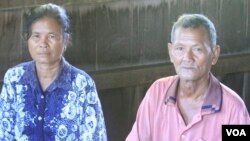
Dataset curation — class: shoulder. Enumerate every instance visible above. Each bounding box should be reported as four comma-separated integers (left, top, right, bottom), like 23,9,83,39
70,65,93,80
6,61,32,72
149,75,178,90
66,64,97,89
145,75,178,99
220,83,250,122
7,61,34,72
62,58,93,80
220,83,247,111
3,61,33,81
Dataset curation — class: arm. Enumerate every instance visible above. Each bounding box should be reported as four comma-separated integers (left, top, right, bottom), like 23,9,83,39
0,71,16,140
126,92,152,141
76,74,107,141
89,81,107,141
221,84,250,124
0,66,30,140
126,80,162,141
229,102,250,124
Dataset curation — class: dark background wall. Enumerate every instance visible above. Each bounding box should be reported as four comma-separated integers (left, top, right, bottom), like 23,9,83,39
0,0,250,141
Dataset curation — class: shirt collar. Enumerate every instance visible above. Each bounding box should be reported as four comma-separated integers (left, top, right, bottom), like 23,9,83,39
164,73,222,114
21,57,72,92
46,57,72,92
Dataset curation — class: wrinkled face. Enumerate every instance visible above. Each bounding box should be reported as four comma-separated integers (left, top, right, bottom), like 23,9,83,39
168,26,219,81
28,16,66,66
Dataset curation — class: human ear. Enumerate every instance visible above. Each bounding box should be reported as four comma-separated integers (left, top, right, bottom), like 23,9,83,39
168,43,173,63
211,45,220,65
63,33,71,51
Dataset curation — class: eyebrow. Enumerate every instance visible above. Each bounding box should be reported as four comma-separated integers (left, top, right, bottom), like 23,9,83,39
192,44,203,47
31,31,60,35
173,43,203,47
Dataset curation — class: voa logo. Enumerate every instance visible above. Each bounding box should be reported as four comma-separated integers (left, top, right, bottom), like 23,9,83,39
226,129,246,136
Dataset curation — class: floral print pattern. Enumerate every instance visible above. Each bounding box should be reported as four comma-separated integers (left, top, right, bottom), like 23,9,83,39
0,58,107,141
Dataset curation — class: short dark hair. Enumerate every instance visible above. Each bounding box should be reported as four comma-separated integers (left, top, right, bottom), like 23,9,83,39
171,14,217,47
23,3,70,40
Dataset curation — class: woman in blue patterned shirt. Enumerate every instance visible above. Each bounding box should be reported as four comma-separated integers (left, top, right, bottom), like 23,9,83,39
0,3,107,141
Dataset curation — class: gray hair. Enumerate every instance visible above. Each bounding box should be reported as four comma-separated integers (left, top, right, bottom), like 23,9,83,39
171,14,217,47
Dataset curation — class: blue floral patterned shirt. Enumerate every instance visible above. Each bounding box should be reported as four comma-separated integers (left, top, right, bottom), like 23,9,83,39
0,58,107,141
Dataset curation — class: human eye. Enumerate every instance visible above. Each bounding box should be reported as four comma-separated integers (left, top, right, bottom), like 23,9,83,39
30,33,40,41
175,46,183,51
174,45,185,53
192,46,204,54
173,45,185,56
48,33,56,39
193,47,202,52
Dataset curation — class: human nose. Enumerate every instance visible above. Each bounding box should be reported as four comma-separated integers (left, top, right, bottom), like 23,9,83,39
183,49,194,61
39,36,48,48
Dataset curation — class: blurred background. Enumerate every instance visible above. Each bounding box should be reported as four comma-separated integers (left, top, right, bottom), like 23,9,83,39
0,0,249,140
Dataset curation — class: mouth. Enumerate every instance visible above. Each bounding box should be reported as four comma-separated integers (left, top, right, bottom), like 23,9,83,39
37,52,50,56
182,66,195,69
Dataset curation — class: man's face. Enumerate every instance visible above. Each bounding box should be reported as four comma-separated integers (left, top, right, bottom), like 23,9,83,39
168,26,219,81
28,16,65,66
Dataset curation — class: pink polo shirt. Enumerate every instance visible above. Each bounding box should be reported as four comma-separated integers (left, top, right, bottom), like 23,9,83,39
126,74,250,141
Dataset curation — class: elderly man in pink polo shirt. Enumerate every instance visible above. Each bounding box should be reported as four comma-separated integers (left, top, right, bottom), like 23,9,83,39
126,14,250,141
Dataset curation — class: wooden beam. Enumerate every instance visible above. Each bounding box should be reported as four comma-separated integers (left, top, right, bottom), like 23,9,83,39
90,62,175,90
88,52,250,90
211,53,250,76
0,53,249,90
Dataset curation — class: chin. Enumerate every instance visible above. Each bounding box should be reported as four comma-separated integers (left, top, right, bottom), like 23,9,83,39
178,74,197,81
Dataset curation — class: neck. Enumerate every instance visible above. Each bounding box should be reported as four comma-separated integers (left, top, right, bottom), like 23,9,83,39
36,61,61,91
178,75,210,99
176,75,210,125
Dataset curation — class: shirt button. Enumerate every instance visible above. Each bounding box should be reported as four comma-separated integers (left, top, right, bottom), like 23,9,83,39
41,95,44,99
181,134,185,139
179,120,182,124
38,116,42,121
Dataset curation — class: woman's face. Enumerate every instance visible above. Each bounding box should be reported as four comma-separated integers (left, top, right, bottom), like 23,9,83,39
28,16,66,66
